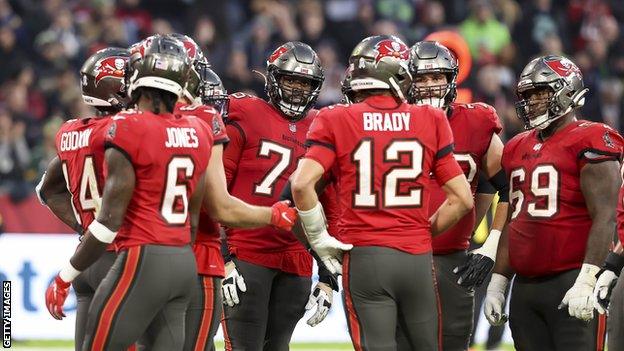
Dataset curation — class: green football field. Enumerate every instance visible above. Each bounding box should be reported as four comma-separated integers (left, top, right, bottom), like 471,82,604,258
8,340,516,350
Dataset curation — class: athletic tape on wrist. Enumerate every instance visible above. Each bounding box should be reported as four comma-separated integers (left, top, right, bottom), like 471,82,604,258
297,202,328,239
488,273,509,293
88,220,117,244
59,262,81,283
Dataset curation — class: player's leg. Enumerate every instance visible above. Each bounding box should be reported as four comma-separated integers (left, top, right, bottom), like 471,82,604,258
82,245,196,351
509,277,555,351
342,247,400,351
396,250,439,351
184,276,223,351
433,252,474,351
221,258,275,351
73,251,117,351
608,274,624,351
264,271,311,350
547,270,606,351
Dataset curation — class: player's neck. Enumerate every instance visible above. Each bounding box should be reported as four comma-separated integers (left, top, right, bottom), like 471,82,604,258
538,114,576,141
137,97,168,114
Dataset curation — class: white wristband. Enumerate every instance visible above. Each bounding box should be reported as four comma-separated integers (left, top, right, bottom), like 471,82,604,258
297,202,328,239
58,262,81,283
88,220,117,244
476,229,502,260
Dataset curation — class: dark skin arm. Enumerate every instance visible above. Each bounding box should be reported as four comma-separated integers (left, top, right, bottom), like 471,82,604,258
69,148,135,271
189,170,207,244
39,156,82,233
580,160,621,265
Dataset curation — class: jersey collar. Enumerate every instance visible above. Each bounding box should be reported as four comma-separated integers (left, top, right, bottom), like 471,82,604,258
363,95,403,110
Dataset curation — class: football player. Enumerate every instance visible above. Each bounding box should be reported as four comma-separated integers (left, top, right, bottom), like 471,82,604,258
405,41,510,350
594,176,624,351
484,55,624,350
220,41,325,350
291,35,473,350
37,47,130,351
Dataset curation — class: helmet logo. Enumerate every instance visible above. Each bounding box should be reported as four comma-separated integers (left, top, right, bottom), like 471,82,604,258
181,41,197,60
94,56,127,86
269,46,288,63
374,40,409,63
545,58,581,78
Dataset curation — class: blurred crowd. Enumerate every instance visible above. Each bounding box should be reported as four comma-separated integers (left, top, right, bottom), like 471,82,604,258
0,0,623,201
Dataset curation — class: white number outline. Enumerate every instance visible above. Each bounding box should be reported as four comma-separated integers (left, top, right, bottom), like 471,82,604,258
161,156,195,225
509,165,559,219
253,140,293,197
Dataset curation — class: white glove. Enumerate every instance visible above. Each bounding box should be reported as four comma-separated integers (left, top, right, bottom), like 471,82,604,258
298,203,353,275
305,282,333,327
484,273,509,326
559,263,600,321
222,261,247,307
593,269,618,315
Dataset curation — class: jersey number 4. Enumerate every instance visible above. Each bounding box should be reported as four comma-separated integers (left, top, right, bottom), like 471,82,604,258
61,156,101,224
352,139,423,208
510,165,559,219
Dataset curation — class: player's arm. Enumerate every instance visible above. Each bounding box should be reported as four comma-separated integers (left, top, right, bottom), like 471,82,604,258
560,159,621,321
45,148,135,320
189,170,207,244
430,174,474,235
36,156,83,234
473,174,495,229
291,158,352,275
204,144,295,230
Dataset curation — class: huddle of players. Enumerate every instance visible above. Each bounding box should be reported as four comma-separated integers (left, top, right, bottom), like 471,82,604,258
34,29,624,351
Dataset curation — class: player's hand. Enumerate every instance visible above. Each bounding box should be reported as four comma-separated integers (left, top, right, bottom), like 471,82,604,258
559,264,599,321
222,261,247,307
308,231,352,275
484,273,509,326
270,200,297,231
454,253,494,289
305,282,333,327
593,268,618,315
45,274,72,320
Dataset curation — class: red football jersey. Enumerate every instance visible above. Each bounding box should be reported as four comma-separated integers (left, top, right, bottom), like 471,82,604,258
502,120,623,277
431,102,503,254
175,102,229,277
617,171,624,244
305,95,463,255
55,117,110,230
222,93,314,276
105,110,212,250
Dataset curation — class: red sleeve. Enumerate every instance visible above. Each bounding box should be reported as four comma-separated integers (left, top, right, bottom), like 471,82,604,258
434,153,464,186
211,112,229,145
576,125,624,169
223,122,244,186
104,115,142,162
488,107,503,135
304,110,337,171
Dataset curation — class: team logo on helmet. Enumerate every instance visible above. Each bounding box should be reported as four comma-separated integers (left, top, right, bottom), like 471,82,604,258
268,45,288,63
94,56,127,86
374,39,409,63
544,57,582,78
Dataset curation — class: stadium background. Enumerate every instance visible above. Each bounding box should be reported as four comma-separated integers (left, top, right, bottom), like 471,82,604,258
0,0,622,350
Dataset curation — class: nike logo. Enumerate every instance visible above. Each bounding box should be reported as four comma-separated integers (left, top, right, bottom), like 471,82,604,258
281,212,293,223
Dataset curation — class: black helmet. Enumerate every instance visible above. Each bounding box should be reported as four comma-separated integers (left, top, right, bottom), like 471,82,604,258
515,55,588,130
348,35,412,100
407,41,458,108
196,62,229,118
127,35,192,99
341,67,356,104
80,47,130,111
168,33,206,102
266,41,324,120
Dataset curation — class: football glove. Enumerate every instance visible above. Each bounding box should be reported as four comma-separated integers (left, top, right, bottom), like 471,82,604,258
305,282,333,327
559,263,600,321
222,261,247,307
484,273,509,326
454,229,501,289
270,200,297,231
593,251,624,315
45,275,72,320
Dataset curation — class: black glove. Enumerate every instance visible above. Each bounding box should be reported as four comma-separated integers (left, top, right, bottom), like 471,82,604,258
454,253,494,289
312,250,340,292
